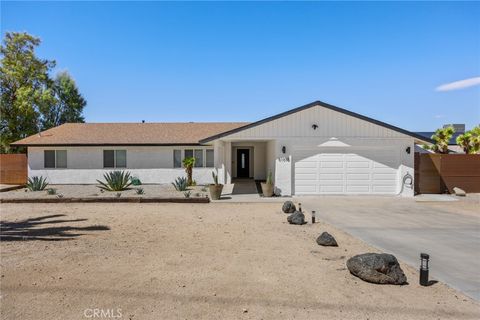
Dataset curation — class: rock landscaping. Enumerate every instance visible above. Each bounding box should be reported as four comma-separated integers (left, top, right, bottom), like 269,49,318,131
316,232,338,247
287,210,306,225
282,200,296,213
453,187,466,196
346,253,407,285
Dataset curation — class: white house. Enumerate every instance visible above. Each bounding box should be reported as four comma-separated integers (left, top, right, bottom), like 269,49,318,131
12,101,431,196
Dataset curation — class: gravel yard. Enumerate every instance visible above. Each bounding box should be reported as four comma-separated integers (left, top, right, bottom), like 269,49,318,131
1,203,478,320
0,184,209,199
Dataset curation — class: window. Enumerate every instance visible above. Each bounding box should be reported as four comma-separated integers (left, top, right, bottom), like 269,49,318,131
103,150,126,168
44,150,67,168
206,149,214,167
173,150,182,168
194,149,203,167
184,149,193,159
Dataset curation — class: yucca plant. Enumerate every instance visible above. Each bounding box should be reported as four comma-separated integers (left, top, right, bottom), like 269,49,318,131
182,157,195,186
96,171,132,191
26,176,49,191
172,176,188,191
424,126,455,154
456,126,480,154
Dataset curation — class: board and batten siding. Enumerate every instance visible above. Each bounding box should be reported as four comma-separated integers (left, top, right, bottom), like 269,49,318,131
27,146,216,184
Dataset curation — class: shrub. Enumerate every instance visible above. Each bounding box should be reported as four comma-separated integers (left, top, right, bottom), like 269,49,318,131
46,188,57,195
97,171,133,191
184,191,191,198
130,176,142,186
135,187,145,195
182,157,195,186
172,177,188,191
26,176,49,191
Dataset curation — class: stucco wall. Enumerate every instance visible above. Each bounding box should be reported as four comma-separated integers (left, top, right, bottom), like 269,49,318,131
28,146,216,184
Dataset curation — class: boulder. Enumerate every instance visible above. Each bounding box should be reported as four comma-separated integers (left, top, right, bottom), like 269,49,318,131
287,211,306,225
282,201,296,214
453,187,466,197
316,232,338,247
346,253,407,285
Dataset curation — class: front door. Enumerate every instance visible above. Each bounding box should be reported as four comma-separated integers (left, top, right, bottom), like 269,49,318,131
236,149,250,178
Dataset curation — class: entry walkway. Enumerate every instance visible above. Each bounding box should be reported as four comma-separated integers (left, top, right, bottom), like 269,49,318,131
215,179,287,203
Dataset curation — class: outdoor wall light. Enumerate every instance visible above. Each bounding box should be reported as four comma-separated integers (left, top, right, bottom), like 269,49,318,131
282,146,286,154
312,124,318,130
406,146,411,154
420,253,430,286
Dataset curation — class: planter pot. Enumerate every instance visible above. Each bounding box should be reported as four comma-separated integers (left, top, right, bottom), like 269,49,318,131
261,183,274,197
209,184,224,200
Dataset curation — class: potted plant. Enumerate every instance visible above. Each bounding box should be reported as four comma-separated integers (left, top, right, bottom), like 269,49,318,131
261,171,274,197
209,169,223,200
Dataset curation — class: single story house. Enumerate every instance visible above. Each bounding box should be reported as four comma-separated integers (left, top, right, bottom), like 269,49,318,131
12,100,431,196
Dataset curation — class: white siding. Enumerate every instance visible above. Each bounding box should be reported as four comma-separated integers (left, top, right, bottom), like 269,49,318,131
28,146,216,184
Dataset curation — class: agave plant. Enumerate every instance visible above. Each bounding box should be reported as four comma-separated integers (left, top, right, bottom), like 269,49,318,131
96,171,133,191
172,176,188,191
26,176,49,191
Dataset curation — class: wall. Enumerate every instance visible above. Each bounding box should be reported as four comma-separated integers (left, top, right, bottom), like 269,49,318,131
28,146,216,184
0,154,27,185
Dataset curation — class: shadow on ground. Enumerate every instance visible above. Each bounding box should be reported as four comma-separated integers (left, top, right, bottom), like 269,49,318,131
0,214,110,241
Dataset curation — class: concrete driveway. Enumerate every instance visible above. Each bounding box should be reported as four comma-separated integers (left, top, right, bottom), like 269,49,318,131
297,195,480,300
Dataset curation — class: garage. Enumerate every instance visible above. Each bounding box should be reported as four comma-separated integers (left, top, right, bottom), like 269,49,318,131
294,147,400,195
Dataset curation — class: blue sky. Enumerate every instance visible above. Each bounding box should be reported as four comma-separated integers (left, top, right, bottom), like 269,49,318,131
1,1,479,131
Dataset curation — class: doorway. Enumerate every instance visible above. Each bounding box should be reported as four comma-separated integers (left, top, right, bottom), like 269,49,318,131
236,149,250,178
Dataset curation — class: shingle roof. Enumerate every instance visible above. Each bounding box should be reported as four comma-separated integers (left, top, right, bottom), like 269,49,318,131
11,122,249,146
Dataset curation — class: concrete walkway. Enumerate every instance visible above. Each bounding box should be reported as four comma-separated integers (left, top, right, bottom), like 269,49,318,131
297,195,480,300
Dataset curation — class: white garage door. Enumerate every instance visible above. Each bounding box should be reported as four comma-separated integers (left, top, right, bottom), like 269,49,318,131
294,148,399,195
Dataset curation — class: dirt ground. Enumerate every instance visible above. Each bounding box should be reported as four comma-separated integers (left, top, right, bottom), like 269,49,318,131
1,203,479,320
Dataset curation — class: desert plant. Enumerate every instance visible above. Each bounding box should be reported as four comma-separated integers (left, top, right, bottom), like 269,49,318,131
130,176,142,186
172,176,188,191
424,126,455,154
57,193,64,198
96,171,132,191
115,192,122,198
266,171,274,185
46,188,57,195
456,126,480,154
184,191,191,198
212,169,220,185
26,176,49,191
182,157,195,186
135,187,145,195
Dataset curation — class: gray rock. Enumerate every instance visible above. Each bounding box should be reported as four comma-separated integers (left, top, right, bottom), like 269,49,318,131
346,253,407,285
287,211,306,225
282,201,296,214
316,232,338,247
453,187,466,196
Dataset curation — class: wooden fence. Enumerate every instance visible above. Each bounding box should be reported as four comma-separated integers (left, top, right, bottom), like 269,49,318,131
414,153,480,194
0,154,27,185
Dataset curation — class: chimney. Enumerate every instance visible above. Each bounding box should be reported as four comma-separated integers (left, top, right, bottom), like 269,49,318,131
443,124,465,133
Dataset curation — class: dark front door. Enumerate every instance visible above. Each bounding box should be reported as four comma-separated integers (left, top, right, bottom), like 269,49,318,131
236,149,250,178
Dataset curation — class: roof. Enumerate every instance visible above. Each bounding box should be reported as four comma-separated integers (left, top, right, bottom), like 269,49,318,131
199,100,434,143
11,122,249,146
414,132,462,145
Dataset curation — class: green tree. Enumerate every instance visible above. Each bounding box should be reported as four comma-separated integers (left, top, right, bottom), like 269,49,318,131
456,126,480,154
182,157,195,186
423,126,455,154
0,32,55,153
40,71,86,129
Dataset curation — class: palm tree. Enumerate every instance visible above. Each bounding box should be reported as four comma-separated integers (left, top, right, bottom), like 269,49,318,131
456,126,480,154
426,126,455,154
182,157,195,186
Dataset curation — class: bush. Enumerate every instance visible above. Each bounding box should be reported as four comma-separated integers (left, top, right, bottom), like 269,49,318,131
97,171,133,191
184,191,191,198
172,177,188,191
46,188,57,195
130,176,142,186
135,187,144,195
26,176,49,191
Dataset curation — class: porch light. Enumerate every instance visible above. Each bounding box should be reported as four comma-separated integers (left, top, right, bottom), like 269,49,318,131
312,124,318,130
311,211,316,224
406,146,411,154
420,253,430,286
282,146,286,154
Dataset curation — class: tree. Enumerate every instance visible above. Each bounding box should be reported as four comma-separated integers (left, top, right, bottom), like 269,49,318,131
0,32,55,153
182,157,195,186
423,126,455,154
456,126,480,154
40,71,86,129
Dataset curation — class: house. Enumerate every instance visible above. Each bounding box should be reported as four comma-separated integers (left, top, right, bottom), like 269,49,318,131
11,100,431,196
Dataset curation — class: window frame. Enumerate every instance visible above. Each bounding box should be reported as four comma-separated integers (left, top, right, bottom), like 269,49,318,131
44,150,67,169
173,148,214,168
103,149,127,168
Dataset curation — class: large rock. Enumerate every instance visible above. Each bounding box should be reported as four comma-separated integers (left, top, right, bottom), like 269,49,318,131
287,211,306,225
453,187,466,196
346,253,407,285
316,232,338,247
282,201,296,214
